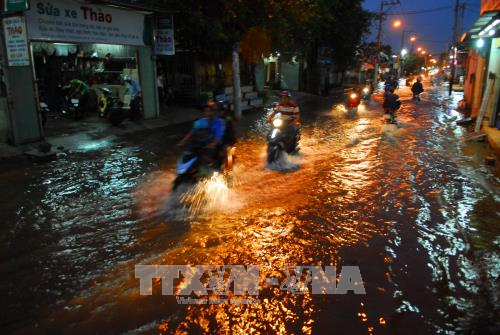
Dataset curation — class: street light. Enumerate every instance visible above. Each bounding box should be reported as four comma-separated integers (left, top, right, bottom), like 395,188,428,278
393,19,402,28
401,49,408,56
417,47,422,52
410,36,416,42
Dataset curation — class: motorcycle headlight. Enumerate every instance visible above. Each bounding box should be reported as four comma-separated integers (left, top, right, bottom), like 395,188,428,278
350,93,358,100
273,119,283,127
363,87,369,94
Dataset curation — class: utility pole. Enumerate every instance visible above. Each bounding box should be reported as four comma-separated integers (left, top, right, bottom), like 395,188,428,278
449,0,460,96
374,0,400,87
373,0,384,86
232,42,242,120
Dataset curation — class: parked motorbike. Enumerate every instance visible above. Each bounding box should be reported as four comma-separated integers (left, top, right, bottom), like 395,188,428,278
266,113,300,164
60,95,80,118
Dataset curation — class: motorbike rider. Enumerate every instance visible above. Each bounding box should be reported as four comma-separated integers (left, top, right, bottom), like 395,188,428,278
267,91,301,150
411,77,424,101
384,76,399,92
178,102,225,165
123,75,143,120
383,88,401,124
216,101,237,170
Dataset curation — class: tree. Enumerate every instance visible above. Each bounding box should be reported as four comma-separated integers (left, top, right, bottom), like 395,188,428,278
403,54,425,74
165,0,372,99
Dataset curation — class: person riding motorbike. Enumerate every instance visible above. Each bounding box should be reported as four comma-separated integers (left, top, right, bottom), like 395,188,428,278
383,88,401,124
411,77,424,101
267,91,301,151
178,103,225,166
384,76,399,93
216,102,237,170
123,75,143,120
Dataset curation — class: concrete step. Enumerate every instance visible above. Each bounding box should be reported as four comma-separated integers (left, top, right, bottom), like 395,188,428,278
224,86,254,95
249,98,264,107
244,91,259,99
229,102,253,112
241,85,254,93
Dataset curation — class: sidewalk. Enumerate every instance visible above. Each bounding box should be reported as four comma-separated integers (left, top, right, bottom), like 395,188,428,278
0,90,339,159
483,123,500,158
0,105,203,159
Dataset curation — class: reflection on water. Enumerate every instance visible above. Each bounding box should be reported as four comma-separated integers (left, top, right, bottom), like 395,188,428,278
0,85,499,334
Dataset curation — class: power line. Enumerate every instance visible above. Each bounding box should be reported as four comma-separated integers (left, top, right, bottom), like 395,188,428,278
385,6,453,16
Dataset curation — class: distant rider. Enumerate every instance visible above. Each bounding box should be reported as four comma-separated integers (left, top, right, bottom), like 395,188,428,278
267,91,301,150
383,88,401,124
123,75,142,120
216,102,237,170
411,77,424,101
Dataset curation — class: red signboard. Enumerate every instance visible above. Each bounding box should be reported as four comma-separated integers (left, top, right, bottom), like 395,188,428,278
481,0,500,15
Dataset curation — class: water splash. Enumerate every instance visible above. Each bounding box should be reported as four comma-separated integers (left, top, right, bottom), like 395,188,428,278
180,173,241,215
266,152,301,172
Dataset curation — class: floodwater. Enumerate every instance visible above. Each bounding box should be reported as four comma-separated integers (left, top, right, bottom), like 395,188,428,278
0,84,499,334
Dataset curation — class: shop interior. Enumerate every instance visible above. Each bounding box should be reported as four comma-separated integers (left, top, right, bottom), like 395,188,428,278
32,42,141,137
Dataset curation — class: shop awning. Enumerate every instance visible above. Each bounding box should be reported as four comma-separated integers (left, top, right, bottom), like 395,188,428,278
468,11,500,38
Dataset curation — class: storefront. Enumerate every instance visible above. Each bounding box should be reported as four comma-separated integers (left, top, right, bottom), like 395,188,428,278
464,9,499,125
2,0,159,144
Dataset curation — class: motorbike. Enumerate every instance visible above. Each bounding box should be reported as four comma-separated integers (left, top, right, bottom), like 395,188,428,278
97,87,116,118
60,95,80,119
173,132,234,190
345,90,361,118
267,113,300,164
361,85,371,100
383,99,401,125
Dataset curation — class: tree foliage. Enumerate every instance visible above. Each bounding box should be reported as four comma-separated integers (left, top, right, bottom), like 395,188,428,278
167,0,372,66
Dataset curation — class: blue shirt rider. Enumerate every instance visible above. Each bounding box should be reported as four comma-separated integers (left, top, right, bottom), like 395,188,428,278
178,102,225,150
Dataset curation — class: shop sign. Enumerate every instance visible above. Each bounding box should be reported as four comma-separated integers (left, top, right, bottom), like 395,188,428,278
25,0,147,46
481,0,500,15
155,16,174,55
3,16,30,66
3,0,29,14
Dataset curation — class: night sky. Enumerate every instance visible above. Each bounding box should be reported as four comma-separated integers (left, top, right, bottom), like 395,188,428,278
362,0,482,55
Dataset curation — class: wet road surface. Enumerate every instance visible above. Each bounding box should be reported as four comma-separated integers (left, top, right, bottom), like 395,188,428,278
0,84,499,334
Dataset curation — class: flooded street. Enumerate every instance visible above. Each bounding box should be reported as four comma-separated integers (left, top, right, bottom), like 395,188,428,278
1,84,499,334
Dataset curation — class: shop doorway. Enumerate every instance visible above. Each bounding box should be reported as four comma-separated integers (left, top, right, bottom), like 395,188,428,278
32,42,142,137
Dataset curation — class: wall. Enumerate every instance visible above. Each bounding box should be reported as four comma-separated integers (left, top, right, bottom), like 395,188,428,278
254,63,265,93
487,37,500,123
472,55,487,118
464,50,478,109
5,66,42,144
0,98,8,142
280,62,299,91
